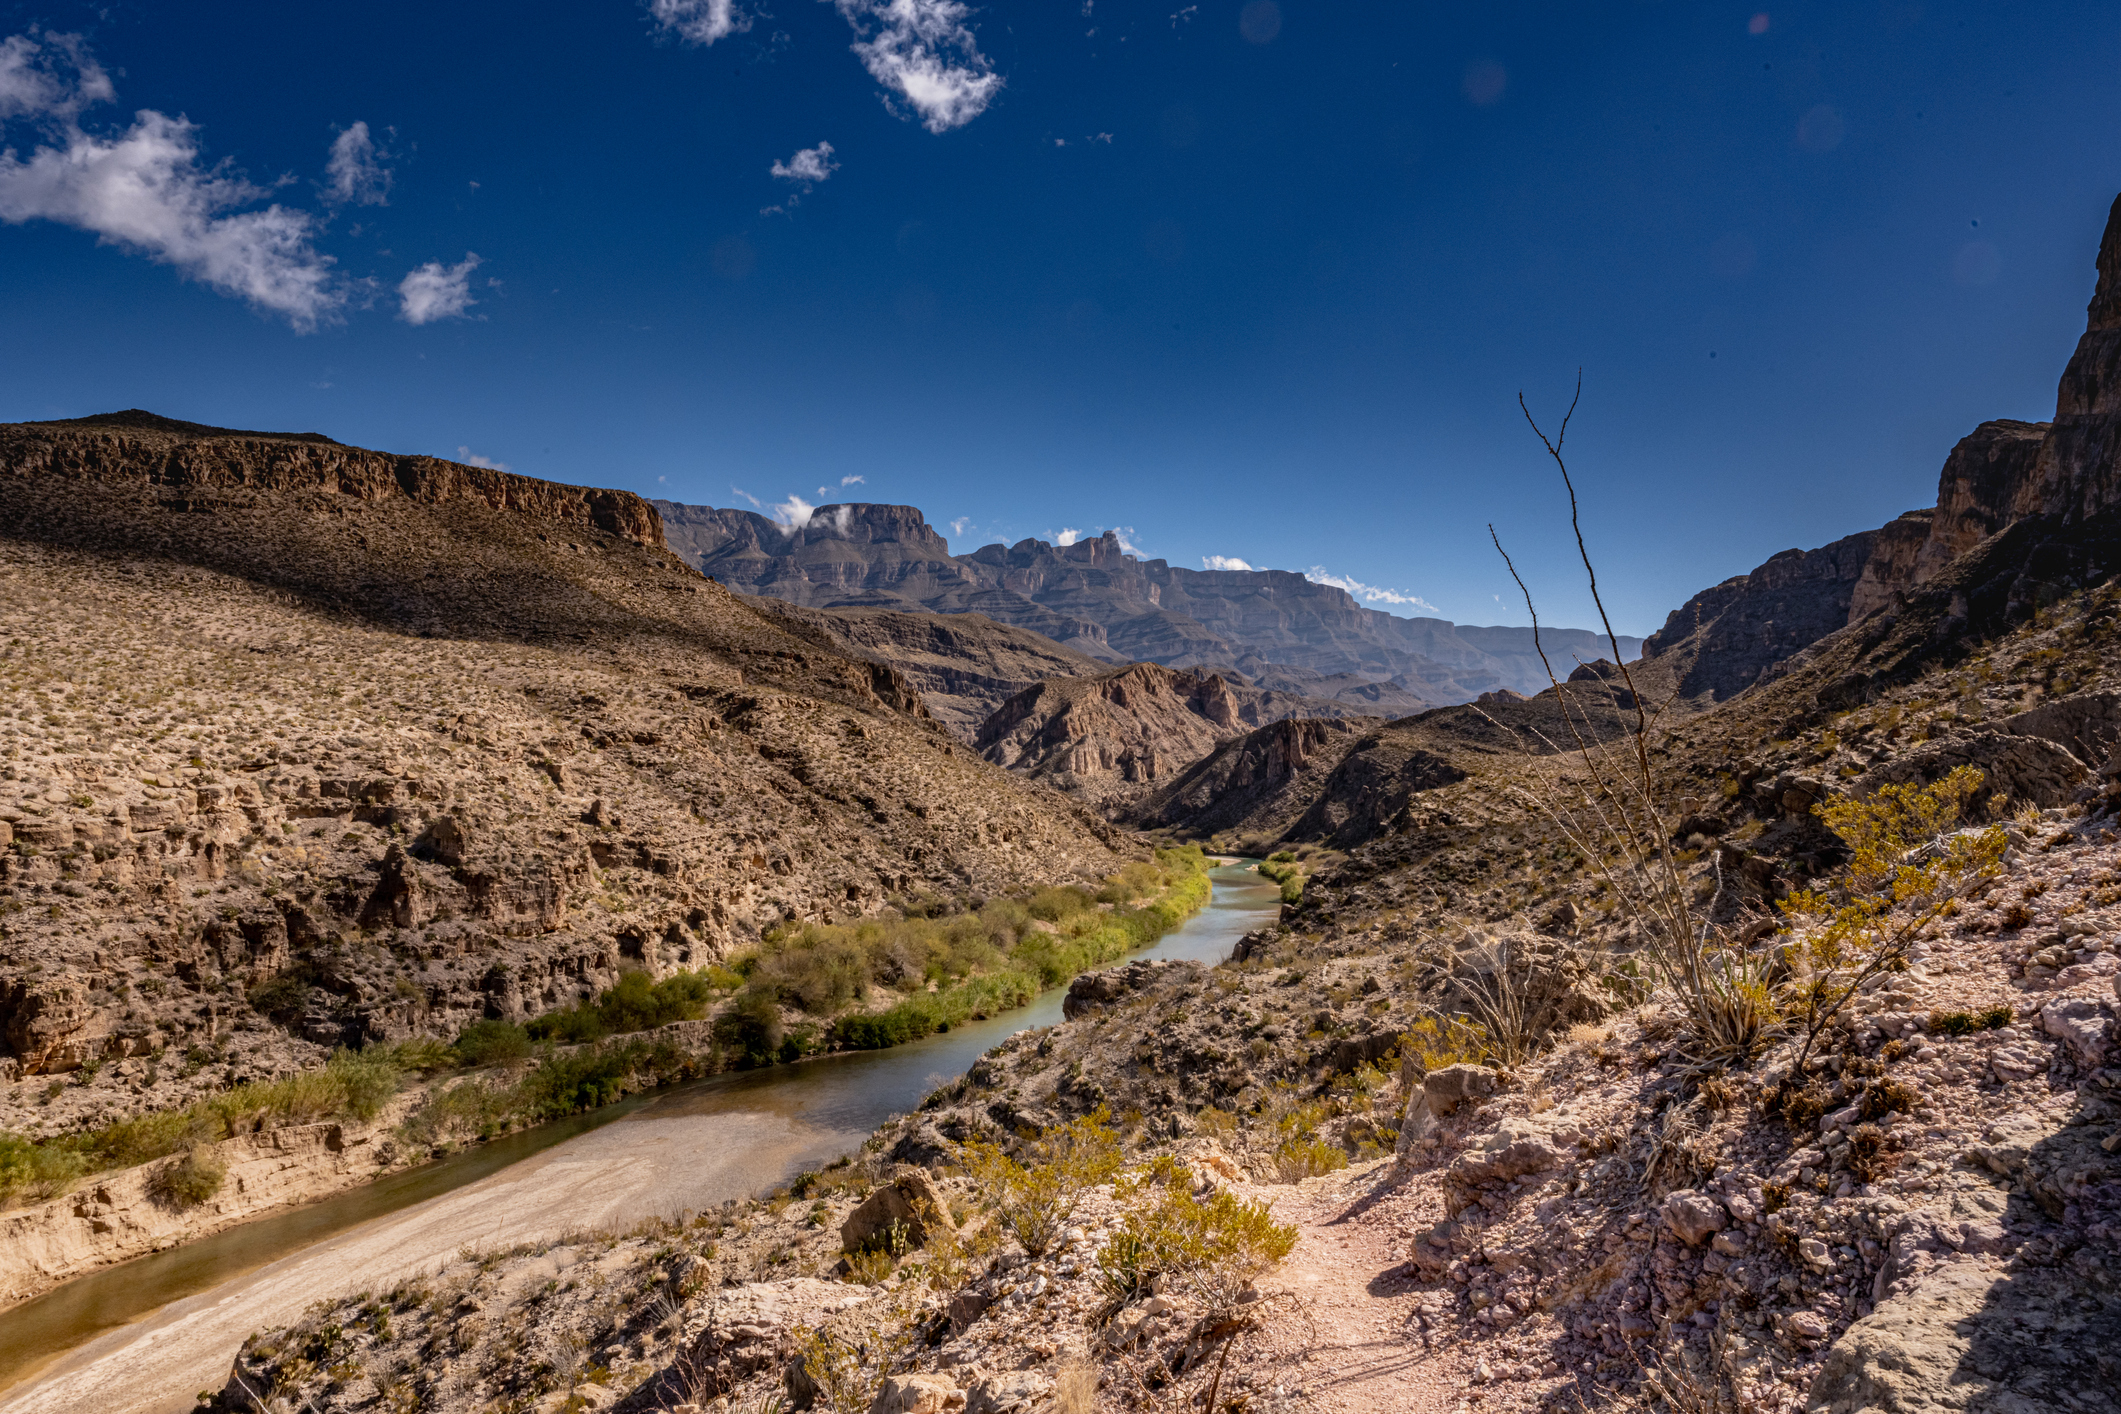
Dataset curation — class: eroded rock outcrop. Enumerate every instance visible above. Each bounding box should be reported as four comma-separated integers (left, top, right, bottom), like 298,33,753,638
974,663,1359,805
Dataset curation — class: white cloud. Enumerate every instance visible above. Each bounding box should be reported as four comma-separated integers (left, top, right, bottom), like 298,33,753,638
0,31,111,122
456,446,509,471
1109,525,1143,556
1305,566,1439,614
397,253,481,324
948,516,971,536
840,474,865,487
0,31,341,330
649,0,751,45
771,140,839,185
1201,555,1252,572
769,493,816,532
1053,527,1082,546
832,0,1002,134
323,121,390,205
730,485,763,508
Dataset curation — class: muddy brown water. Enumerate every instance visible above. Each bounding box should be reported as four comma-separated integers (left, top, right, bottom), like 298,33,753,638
0,860,1279,1414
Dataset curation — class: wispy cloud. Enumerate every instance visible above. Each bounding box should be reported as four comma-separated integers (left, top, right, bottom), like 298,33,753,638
0,31,341,330
730,485,763,508
832,0,1002,134
456,446,509,471
1201,555,1252,571
1305,566,1438,614
323,121,391,206
841,474,865,487
1109,526,1143,556
398,253,481,324
948,516,972,536
771,140,839,185
648,0,751,45
769,493,816,532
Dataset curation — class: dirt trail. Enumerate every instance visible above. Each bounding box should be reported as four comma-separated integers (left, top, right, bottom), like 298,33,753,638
1256,1162,1466,1414
0,1108,831,1414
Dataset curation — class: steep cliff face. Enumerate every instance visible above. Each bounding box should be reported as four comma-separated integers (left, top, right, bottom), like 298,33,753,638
4,412,664,550
1640,527,1897,702
661,506,1639,699
1646,194,2121,704
1910,419,2051,583
972,662,1362,805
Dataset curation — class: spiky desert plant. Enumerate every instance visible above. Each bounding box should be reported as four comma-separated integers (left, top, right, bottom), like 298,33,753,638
1486,377,1779,1066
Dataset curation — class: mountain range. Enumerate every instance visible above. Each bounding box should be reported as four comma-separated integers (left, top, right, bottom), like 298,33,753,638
656,499,1641,707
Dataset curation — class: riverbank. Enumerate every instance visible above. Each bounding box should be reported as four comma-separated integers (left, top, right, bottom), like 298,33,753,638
0,851,1220,1321
0,858,1280,1414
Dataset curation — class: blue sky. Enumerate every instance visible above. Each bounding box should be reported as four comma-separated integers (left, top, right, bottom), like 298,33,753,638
2,1,2118,636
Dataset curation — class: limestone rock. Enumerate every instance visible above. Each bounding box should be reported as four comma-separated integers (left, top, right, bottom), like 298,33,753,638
1421,1064,1501,1117
662,503,1638,699
869,1372,963,1414
628,1279,861,1409
2038,997,2112,1068
841,1169,956,1253
1660,1189,1729,1246
1808,1258,2121,1414
961,1370,1048,1414
974,662,1362,805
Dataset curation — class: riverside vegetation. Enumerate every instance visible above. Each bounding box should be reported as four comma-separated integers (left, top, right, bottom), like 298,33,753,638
0,849,1209,1212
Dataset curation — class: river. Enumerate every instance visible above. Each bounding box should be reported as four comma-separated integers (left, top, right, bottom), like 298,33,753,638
0,858,1281,1414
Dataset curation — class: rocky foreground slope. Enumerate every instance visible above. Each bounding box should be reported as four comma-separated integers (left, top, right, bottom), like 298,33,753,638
0,413,1125,1140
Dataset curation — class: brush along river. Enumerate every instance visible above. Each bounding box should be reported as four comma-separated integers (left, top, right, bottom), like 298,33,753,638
0,859,1281,1414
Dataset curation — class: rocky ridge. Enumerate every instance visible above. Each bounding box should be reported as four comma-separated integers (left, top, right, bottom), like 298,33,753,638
744,601,1111,742
1644,192,2121,706
657,498,1639,702
972,663,1369,808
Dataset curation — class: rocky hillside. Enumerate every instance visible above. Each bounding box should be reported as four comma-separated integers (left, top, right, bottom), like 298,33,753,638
741,601,1110,741
970,662,1366,808
655,498,1639,701
0,413,1127,1138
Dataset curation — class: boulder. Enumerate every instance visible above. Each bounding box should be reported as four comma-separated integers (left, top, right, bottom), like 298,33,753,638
841,1168,956,1253
870,1373,963,1414
620,1279,863,1410
1424,1063,1501,1117
1661,1190,1729,1246
2039,997,2112,1069
1808,1258,2121,1413
1396,1063,1502,1160
963,1371,1049,1414
1445,1117,1572,1208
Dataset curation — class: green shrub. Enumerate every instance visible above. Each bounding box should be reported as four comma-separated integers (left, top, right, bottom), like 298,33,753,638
0,1131,87,1207
1927,1006,2013,1036
525,967,722,1045
715,986,783,1067
452,1019,531,1066
1099,1156,1298,1316
1270,1136,1346,1183
148,1144,227,1209
247,973,313,1023
957,1108,1124,1257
